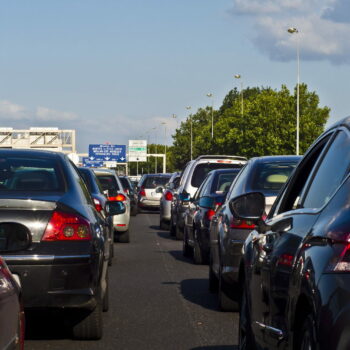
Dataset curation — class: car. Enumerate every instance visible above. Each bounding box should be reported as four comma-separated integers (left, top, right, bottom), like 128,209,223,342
93,168,131,243
209,155,301,311
159,172,181,229
78,167,114,265
170,155,247,240
119,175,138,216
137,173,172,211
236,119,350,349
0,149,125,340
183,168,240,264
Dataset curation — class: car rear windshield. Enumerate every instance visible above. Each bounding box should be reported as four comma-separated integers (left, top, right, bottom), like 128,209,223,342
96,174,120,191
143,176,171,189
212,172,238,194
250,162,298,193
0,156,64,192
191,163,242,188
120,177,131,190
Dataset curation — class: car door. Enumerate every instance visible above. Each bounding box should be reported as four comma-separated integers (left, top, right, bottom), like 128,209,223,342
249,128,350,348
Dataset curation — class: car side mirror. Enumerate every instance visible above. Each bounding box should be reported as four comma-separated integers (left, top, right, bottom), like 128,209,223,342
155,186,164,194
229,192,265,221
0,223,32,253
179,192,191,202
106,201,126,216
198,196,215,209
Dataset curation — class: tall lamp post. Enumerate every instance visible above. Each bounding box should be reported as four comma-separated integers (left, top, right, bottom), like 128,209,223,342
206,93,214,138
161,122,167,173
186,106,192,160
287,27,300,155
234,74,243,117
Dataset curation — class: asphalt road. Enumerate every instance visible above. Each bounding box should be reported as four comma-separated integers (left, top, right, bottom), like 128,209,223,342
26,211,239,350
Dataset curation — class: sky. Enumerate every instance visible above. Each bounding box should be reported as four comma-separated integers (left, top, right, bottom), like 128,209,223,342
0,0,349,153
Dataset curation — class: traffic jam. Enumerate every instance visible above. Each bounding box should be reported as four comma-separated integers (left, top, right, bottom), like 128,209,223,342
0,116,349,350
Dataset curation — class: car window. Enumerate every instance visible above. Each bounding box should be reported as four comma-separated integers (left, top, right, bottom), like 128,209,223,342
197,174,212,198
191,163,242,188
0,155,65,192
228,163,251,200
79,169,93,192
97,174,120,191
302,131,350,209
120,177,131,190
143,176,171,189
212,172,238,194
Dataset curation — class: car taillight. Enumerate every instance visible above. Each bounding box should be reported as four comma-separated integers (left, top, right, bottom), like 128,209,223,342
139,188,146,197
94,198,103,212
109,193,127,202
42,211,91,241
230,218,256,229
206,209,216,221
277,253,294,267
164,190,173,201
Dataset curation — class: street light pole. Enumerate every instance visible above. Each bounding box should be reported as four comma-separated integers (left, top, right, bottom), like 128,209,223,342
206,93,214,138
186,106,192,160
234,74,243,117
288,27,300,155
161,122,167,173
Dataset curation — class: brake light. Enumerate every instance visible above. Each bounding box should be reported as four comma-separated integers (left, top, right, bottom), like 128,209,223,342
139,188,146,197
277,253,294,267
230,218,256,229
206,209,216,221
94,198,103,212
42,211,91,241
109,194,127,202
164,190,173,201
216,160,233,163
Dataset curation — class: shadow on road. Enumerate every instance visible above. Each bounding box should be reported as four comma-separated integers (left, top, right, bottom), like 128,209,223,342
180,278,221,312
138,208,159,214
168,249,193,263
191,346,238,350
156,231,177,241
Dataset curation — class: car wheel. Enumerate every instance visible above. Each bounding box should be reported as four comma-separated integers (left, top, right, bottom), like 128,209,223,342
175,223,183,240
72,301,103,340
239,283,256,350
209,259,219,293
170,217,176,237
131,206,138,216
296,314,317,350
159,217,167,230
218,266,239,311
193,229,208,265
117,230,130,243
103,273,109,312
108,243,113,266
182,226,193,257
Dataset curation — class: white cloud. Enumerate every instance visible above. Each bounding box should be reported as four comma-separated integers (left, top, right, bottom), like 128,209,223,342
230,0,350,64
36,106,78,121
0,100,27,120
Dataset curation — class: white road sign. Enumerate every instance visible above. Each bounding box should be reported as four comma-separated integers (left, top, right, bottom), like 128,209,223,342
129,140,147,162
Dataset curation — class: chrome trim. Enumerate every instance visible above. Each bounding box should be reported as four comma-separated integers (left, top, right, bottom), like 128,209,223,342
2,254,90,261
255,321,284,340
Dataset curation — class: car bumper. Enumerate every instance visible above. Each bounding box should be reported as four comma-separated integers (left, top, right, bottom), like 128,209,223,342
160,201,172,221
139,198,161,208
5,254,99,310
112,209,130,232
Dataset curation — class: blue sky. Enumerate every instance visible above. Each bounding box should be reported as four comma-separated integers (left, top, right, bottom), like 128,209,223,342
0,0,349,152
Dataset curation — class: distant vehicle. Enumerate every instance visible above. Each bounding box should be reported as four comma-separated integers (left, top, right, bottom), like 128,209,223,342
170,155,247,240
237,118,350,349
0,149,125,339
0,256,24,349
137,173,172,211
159,172,181,229
78,167,114,265
209,155,301,311
119,176,138,216
94,168,131,243
183,168,240,264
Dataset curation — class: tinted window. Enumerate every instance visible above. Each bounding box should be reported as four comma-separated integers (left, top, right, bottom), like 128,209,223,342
120,177,131,190
96,175,120,191
143,176,171,189
303,131,350,209
191,163,242,188
212,172,238,194
79,169,93,192
250,162,298,193
0,156,64,192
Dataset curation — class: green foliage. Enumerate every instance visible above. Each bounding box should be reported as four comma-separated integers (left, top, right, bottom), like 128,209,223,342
168,84,330,170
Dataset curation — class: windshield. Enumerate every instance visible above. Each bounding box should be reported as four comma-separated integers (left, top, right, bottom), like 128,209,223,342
96,174,120,191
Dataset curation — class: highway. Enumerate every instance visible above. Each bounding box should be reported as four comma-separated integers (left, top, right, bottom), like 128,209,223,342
25,211,239,350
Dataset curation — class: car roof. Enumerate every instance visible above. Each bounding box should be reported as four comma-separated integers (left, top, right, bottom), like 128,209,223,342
0,149,65,159
249,155,302,164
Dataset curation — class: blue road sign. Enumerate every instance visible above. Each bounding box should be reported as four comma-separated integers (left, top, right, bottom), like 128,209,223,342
82,157,104,167
88,144,127,162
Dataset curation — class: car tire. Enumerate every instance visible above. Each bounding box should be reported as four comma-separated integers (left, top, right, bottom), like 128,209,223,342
239,283,256,350
103,273,109,312
170,217,176,237
296,314,317,350
108,243,113,266
219,267,239,311
193,229,208,265
209,262,219,293
72,301,103,340
159,217,167,230
131,206,138,216
182,227,193,257
175,223,183,240
117,230,130,243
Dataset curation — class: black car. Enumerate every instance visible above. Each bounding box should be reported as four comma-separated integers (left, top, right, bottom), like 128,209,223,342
183,168,240,264
119,175,138,216
235,117,350,349
209,156,300,311
78,167,114,265
0,150,124,340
